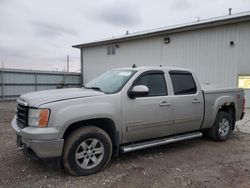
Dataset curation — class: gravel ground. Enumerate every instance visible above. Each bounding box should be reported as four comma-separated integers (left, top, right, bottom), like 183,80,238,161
0,101,250,188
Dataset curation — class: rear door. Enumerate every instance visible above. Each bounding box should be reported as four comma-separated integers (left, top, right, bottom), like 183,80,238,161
169,71,204,134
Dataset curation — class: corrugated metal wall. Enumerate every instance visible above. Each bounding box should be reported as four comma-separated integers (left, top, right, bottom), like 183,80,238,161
0,69,81,100
82,21,250,107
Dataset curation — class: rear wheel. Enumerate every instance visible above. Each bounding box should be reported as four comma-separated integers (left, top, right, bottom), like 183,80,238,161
63,126,112,176
207,111,233,141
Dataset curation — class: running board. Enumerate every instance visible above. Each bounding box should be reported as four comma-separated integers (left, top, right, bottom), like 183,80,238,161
120,132,202,153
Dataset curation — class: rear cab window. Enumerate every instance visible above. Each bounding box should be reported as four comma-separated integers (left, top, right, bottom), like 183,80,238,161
169,71,197,95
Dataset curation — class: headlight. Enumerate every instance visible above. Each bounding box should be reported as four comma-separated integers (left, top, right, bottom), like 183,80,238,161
28,108,50,128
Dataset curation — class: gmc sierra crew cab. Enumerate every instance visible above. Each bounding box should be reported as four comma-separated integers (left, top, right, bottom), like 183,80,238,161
11,66,245,176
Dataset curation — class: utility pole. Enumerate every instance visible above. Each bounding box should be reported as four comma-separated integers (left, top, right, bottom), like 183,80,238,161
1,61,4,68
67,55,69,72
1,61,4,100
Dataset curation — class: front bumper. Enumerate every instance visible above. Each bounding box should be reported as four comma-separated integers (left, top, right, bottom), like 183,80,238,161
12,117,64,158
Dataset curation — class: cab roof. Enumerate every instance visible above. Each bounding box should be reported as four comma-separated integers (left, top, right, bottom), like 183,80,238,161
116,66,192,73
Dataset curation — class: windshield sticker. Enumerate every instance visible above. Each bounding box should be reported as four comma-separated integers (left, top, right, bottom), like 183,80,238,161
118,72,132,76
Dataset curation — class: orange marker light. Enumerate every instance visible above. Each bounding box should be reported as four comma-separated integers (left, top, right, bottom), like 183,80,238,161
39,109,50,128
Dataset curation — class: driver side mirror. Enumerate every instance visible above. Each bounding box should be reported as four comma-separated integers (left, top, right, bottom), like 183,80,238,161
128,85,149,99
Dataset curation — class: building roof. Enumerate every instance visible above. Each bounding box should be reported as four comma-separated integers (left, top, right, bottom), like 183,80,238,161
73,11,250,49
0,68,80,75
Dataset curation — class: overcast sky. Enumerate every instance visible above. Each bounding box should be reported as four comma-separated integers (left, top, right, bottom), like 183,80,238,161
0,0,249,72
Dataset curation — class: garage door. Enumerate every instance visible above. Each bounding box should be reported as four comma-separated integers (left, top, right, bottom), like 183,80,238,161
238,75,250,108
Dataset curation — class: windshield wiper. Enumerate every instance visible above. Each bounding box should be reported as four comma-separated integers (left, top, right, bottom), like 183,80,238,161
83,86,103,92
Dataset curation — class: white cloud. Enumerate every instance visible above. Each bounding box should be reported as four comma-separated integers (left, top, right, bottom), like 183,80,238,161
92,1,141,26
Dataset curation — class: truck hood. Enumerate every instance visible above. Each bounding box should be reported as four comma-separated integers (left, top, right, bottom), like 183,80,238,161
19,88,104,107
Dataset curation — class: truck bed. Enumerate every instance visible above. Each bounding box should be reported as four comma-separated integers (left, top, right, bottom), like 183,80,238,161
201,84,244,129
202,84,243,94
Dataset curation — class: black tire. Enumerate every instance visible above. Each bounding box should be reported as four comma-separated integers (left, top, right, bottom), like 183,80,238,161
63,126,112,176
207,111,233,141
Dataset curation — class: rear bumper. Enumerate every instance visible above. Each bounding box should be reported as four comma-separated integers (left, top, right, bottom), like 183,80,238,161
240,112,245,120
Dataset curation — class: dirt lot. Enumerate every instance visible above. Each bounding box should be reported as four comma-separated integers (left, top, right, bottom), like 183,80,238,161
0,101,250,188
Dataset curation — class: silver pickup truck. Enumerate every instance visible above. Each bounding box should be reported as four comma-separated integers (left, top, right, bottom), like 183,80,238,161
11,66,245,176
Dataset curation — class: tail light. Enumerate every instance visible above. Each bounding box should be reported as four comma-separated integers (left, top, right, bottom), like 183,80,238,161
243,96,246,112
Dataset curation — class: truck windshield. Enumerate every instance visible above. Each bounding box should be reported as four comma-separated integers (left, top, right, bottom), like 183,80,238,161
85,69,137,94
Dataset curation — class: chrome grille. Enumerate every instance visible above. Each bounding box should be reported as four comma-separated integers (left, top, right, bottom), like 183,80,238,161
16,104,29,129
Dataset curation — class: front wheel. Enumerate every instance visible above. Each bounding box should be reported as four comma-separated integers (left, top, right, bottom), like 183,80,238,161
207,111,233,141
63,126,112,176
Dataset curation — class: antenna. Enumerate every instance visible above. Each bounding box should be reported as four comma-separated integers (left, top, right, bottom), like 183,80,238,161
196,17,200,22
132,64,137,68
229,8,232,15
125,30,129,35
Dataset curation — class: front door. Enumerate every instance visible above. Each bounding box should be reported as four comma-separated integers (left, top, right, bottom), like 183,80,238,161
121,71,174,143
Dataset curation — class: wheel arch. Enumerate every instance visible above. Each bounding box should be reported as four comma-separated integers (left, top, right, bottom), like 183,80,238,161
217,103,236,130
62,118,120,156
213,96,236,130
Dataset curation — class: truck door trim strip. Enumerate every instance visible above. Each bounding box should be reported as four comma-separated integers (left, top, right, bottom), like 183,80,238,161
174,117,202,124
126,120,173,132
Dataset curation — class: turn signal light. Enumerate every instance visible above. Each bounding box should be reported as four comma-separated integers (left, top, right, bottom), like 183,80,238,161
39,109,50,128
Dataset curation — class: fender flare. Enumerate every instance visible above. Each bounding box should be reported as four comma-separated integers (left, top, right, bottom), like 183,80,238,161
212,95,236,125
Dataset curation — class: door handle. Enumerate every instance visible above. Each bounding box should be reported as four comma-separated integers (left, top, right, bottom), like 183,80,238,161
159,101,171,106
192,99,200,104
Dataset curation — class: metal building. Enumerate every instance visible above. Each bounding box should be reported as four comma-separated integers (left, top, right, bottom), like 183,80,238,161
73,12,250,107
0,68,81,100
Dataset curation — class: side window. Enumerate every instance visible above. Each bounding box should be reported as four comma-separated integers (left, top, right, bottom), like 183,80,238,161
134,73,167,97
170,72,197,95
107,45,115,55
